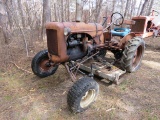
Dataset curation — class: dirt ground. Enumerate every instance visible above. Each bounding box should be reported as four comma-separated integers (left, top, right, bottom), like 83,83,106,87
0,37,160,120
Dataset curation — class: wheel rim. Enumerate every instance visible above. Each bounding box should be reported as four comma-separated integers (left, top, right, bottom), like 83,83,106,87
80,89,96,108
132,45,143,68
39,58,54,72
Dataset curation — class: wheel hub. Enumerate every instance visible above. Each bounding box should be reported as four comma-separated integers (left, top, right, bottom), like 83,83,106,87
39,59,53,72
80,89,96,108
45,62,51,67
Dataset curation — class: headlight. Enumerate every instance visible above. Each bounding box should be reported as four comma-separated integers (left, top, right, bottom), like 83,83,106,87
64,27,71,36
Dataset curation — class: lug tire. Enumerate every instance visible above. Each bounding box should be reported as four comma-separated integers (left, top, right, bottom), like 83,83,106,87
31,50,58,78
121,37,145,72
67,77,99,113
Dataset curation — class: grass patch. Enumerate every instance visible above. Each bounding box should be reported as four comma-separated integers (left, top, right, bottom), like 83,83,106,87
109,109,116,119
148,115,159,120
143,109,160,120
4,95,12,101
119,81,128,91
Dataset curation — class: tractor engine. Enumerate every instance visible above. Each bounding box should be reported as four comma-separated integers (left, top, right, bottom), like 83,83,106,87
45,22,104,63
66,33,88,61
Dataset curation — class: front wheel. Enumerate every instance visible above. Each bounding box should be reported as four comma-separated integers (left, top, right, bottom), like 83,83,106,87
121,37,145,72
31,50,58,78
67,77,99,113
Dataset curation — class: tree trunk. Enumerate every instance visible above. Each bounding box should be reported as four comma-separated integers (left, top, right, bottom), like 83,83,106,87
67,0,70,21
42,0,51,40
130,0,136,18
57,2,61,21
147,0,154,15
124,0,131,18
103,4,108,27
61,0,64,22
137,0,143,15
4,0,14,29
120,0,124,14
75,0,82,22
0,1,11,44
43,0,51,23
140,0,149,15
17,0,25,27
54,3,57,21
95,0,103,23
112,0,116,13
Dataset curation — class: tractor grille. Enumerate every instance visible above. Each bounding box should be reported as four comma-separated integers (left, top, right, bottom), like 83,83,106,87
131,19,145,33
46,29,58,55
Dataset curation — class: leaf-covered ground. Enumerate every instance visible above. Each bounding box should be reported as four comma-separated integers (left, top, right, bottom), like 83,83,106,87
0,37,160,120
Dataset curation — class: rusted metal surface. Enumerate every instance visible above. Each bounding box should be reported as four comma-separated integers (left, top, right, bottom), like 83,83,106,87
123,19,136,25
46,22,104,63
39,58,53,72
46,29,58,55
64,63,76,82
119,33,136,49
45,22,103,37
132,45,143,68
79,59,126,84
45,14,150,65
131,16,155,38
103,32,111,41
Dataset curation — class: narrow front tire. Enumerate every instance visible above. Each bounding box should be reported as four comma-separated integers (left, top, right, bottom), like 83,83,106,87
67,77,99,113
31,50,58,78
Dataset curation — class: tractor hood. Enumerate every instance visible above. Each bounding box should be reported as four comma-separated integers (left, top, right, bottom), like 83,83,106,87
45,22,103,37
45,22,104,63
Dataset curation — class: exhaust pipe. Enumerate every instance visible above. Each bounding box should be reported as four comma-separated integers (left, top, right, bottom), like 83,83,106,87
76,0,82,22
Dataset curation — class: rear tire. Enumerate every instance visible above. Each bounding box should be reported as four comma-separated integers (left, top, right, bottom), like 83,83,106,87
121,37,145,72
31,50,58,78
67,77,99,113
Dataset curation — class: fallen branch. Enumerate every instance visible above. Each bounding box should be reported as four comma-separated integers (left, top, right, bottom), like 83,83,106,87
106,108,116,112
10,62,33,74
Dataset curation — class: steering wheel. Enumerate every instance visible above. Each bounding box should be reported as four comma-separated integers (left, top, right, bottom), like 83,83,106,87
111,12,124,26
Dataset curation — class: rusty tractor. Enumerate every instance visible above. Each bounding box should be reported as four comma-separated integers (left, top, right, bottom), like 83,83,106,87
128,10,160,38
31,12,145,113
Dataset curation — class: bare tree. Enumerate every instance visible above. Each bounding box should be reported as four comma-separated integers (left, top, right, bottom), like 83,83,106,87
43,0,51,24
112,0,116,13
42,0,51,40
67,0,70,21
140,0,149,15
61,0,64,21
76,0,82,21
137,0,143,15
120,0,125,14
130,0,136,18
54,3,57,21
17,0,25,27
147,0,155,15
95,0,103,22
124,0,131,18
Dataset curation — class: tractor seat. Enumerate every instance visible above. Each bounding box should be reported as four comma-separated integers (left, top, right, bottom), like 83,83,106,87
111,28,131,37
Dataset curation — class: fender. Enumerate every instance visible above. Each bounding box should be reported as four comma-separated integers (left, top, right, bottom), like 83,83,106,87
120,33,136,49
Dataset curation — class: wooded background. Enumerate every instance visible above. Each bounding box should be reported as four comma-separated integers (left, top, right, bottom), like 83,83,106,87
0,0,159,68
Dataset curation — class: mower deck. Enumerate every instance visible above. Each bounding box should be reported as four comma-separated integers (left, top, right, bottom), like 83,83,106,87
80,59,126,84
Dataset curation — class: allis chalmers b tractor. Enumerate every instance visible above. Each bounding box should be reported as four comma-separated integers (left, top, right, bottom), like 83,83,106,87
31,12,145,113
